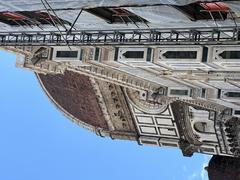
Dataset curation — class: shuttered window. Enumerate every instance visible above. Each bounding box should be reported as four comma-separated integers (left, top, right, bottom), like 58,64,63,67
174,2,230,21
85,7,148,24
0,11,70,27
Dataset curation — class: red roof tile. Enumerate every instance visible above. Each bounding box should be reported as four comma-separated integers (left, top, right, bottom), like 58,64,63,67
38,71,108,130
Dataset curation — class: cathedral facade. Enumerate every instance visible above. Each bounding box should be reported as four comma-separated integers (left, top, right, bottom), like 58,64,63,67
1,0,240,160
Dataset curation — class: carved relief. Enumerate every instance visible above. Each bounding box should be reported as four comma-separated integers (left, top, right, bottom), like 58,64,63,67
97,80,136,133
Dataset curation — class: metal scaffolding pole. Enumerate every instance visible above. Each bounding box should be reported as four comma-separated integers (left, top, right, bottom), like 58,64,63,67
0,26,239,46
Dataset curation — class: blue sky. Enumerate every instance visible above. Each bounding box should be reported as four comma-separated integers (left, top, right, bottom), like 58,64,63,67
0,50,211,180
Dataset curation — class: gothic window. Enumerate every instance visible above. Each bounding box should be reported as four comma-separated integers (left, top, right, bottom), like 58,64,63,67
0,11,70,26
219,51,240,59
146,48,152,62
202,47,208,62
224,92,240,98
201,88,206,98
56,51,78,58
163,51,197,59
174,2,229,21
80,49,84,61
85,7,148,24
122,51,144,59
114,47,119,61
94,48,100,61
169,89,189,96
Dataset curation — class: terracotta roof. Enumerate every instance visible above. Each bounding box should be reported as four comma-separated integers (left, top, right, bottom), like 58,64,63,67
37,71,108,130
208,155,240,180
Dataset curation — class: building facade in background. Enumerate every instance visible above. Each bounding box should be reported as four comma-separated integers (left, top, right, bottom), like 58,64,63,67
1,0,240,169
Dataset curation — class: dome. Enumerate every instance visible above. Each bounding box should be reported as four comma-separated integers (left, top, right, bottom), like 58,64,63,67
36,70,109,131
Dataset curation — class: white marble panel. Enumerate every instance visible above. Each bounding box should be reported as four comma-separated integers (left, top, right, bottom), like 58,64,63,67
140,126,157,134
159,128,176,136
137,116,154,124
156,117,173,126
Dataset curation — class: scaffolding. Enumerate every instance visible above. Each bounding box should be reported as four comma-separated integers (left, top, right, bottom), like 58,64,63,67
0,26,239,46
